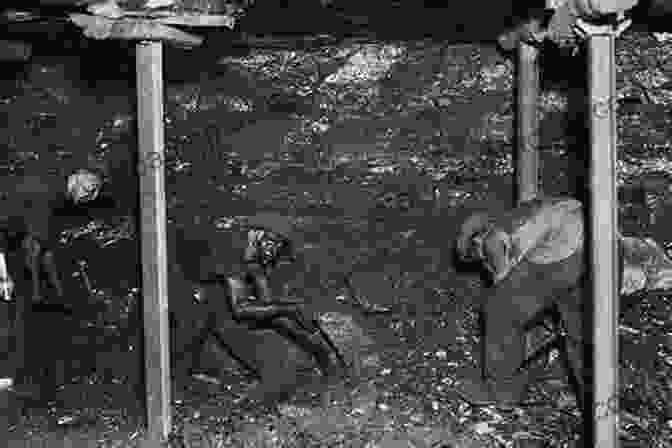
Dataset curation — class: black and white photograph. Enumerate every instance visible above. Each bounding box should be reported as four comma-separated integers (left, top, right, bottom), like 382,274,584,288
1,0,672,446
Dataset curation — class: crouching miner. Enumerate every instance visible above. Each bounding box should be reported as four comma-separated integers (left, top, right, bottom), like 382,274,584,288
454,196,672,410
172,213,346,403
0,170,102,305
0,169,102,398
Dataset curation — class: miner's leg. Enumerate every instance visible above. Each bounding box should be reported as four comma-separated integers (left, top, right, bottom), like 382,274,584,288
210,328,262,379
22,236,42,304
41,250,64,300
457,260,559,404
556,288,585,411
232,301,342,377
10,246,34,392
269,316,340,377
174,282,235,377
485,262,557,395
190,284,261,378
482,321,530,402
519,305,563,373
170,305,213,383
34,311,68,404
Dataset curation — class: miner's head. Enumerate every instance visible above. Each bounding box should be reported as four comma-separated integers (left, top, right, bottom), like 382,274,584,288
243,213,296,271
456,212,494,264
66,169,102,205
456,211,513,285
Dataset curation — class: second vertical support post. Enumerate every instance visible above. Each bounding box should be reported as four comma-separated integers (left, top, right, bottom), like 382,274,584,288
588,30,619,448
515,41,540,204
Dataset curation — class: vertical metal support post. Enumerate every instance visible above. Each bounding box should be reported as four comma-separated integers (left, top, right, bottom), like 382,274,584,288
588,33,619,448
515,41,540,204
515,41,541,359
136,41,171,446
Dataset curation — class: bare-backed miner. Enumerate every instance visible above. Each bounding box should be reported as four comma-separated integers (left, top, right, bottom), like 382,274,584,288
455,196,672,410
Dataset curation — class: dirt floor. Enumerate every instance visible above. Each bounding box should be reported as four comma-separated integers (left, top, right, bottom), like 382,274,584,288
1,9,672,447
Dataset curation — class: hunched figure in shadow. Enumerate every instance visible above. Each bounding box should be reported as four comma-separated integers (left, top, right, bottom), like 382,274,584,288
454,196,672,410
0,169,103,397
0,170,104,304
172,213,345,386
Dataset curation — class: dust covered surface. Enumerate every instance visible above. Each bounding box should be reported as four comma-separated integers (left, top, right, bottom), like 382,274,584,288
1,29,672,447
